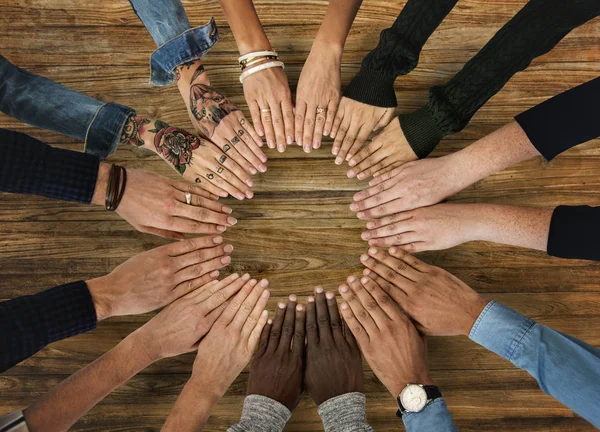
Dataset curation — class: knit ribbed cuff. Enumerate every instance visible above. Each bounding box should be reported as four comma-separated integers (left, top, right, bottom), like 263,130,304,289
398,105,444,159
343,70,398,108
228,395,291,432
318,392,372,432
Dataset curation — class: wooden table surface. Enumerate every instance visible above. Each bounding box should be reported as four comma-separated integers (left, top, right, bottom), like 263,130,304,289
1,1,599,430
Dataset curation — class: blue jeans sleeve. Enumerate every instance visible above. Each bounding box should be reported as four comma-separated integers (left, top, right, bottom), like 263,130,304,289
470,301,600,428
0,56,135,160
402,398,458,432
128,0,219,86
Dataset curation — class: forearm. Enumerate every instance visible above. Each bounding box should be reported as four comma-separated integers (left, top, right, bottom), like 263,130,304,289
23,332,154,432
163,377,223,431
470,301,600,428
218,0,271,54
313,0,362,53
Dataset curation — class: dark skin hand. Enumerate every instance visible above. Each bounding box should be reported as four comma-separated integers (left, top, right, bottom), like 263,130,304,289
305,287,364,405
247,295,305,411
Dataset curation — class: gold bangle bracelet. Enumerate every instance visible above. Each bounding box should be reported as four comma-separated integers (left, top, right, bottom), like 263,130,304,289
240,56,278,71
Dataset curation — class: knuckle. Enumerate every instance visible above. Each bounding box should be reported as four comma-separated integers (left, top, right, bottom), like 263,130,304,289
195,250,206,261
282,324,294,335
306,322,318,332
357,309,370,320
317,316,330,326
393,233,404,243
215,291,227,303
365,299,378,310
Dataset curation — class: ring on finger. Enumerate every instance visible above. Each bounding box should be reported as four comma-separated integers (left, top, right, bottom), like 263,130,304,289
261,108,271,113
316,107,325,114
185,192,192,205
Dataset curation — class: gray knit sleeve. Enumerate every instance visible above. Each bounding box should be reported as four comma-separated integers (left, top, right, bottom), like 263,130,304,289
317,392,374,432
227,395,291,432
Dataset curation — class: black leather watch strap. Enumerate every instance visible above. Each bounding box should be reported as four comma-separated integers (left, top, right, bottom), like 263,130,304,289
396,385,442,418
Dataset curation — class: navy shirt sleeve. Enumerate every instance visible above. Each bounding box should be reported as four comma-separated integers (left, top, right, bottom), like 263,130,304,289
515,76,600,161
0,128,100,204
547,205,600,261
0,281,98,373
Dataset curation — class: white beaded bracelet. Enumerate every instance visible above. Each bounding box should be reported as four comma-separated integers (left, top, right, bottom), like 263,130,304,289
239,60,285,83
238,50,278,64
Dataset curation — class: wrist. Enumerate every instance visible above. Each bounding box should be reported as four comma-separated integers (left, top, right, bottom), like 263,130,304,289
121,330,158,370
85,275,114,321
187,374,227,403
461,296,490,336
389,374,435,397
311,37,343,59
91,162,111,206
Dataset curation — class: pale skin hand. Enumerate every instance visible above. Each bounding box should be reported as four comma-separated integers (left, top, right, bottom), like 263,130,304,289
91,163,236,240
360,247,490,337
338,275,433,397
175,60,268,174
162,278,270,431
121,115,254,201
351,120,541,213
331,98,395,165
345,117,416,177
218,0,294,152
86,236,233,320
22,277,244,432
361,203,553,253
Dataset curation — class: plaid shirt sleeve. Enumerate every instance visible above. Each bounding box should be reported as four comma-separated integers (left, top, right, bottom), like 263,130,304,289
0,128,100,204
0,281,98,373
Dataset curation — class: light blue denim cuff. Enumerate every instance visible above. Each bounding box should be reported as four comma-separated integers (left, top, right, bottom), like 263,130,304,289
85,102,136,160
469,300,537,361
402,398,457,432
149,17,218,86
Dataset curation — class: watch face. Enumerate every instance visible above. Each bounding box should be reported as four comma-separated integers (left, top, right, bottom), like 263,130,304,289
400,384,428,412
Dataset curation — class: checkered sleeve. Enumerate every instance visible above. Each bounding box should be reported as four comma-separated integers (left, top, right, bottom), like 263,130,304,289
0,281,98,373
0,128,100,204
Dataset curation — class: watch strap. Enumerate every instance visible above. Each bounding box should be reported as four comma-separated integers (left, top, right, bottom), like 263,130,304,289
396,385,442,418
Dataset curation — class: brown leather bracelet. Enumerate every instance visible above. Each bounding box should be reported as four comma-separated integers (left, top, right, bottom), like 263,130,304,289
105,164,127,211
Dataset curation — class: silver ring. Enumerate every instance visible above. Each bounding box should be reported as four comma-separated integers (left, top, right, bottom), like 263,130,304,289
316,107,325,114
185,192,192,205
261,108,271,113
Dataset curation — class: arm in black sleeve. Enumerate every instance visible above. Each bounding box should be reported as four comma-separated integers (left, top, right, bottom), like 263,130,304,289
399,0,600,158
548,206,600,261
515,76,600,161
0,281,98,373
342,0,459,107
0,129,100,204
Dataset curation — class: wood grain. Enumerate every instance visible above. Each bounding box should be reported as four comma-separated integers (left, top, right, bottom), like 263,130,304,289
0,0,599,431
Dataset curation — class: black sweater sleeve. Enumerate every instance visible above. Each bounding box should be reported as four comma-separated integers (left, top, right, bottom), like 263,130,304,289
342,0,459,107
398,0,600,159
515,76,600,161
0,281,97,372
548,206,600,261
0,129,100,204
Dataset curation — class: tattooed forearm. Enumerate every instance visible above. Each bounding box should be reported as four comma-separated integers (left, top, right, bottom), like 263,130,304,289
175,60,198,81
121,116,150,146
190,64,206,83
150,120,203,175
189,84,239,138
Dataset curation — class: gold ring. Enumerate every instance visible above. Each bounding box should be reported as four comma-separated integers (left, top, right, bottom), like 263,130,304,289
316,107,325,114
261,108,271,113
185,192,192,205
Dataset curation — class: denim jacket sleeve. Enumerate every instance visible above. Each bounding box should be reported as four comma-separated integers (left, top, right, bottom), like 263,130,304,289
0,56,135,160
470,301,600,428
128,0,219,86
402,398,458,431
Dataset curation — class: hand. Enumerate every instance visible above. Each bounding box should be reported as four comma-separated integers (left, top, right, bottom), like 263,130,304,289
92,163,237,240
346,117,416,178
86,236,233,320
360,247,489,336
248,295,305,411
175,61,268,175
339,275,433,397
121,115,254,201
132,273,251,360
295,42,341,152
305,287,363,405
189,278,271,397
244,66,294,152
359,203,479,252
330,97,395,165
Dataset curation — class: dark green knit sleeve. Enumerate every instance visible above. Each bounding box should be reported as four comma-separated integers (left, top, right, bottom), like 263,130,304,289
343,0,459,108
399,0,600,159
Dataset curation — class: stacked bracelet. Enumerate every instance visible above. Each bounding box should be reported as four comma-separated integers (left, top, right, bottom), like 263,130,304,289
238,50,284,83
105,164,127,211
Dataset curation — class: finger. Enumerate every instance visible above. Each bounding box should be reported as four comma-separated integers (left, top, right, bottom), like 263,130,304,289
169,217,225,235
193,272,242,303
269,100,286,152
314,286,332,341
338,283,378,334
172,270,221,298
367,233,424,248
346,275,388,329
175,255,231,284
336,122,361,165
351,149,392,181
141,226,184,240
173,181,219,201
167,235,225,256
342,317,360,351
291,304,306,355
359,276,403,320
268,300,286,351
216,278,256,325
346,124,371,161
348,140,381,169
354,175,400,203
339,301,369,346
388,246,431,273
249,100,264,137
279,294,298,351
281,96,295,148
302,103,317,153
360,253,414,294
305,295,318,345
210,159,254,200
325,291,344,342
362,268,403,302
373,160,405,178
248,309,270,352
368,247,423,282
174,201,233,228
257,321,272,356
332,116,349,158
232,279,268,330
239,114,266,152
201,273,251,311
356,197,404,220
351,184,400,215
216,131,257,178
259,103,276,149
234,114,268,170
203,170,247,201
189,174,229,199
174,244,231,272
203,302,229,329
323,99,337,137
242,281,271,337
295,101,307,147
361,215,414,240
368,166,404,187
312,104,327,149
173,187,231,214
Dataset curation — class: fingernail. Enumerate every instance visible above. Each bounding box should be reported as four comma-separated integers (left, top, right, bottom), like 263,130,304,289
313,140,319,149
353,192,363,201
249,167,257,175
222,206,233,214
368,239,377,246
220,191,229,198
323,129,329,136
212,236,223,244
268,318,273,324
345,154,352,161
278,144,285,153
236,193,245,200
357,173,365,180
332,146,339,155
260,154,268,162
259,163,267,172
340,285,349,293
278,302,286,309
389,247,397,254
367,222,375,229
361,232,370,240
258,129,265,137
242,273,251,280
296,304,304,311
297,137,303,146
260,279,269,287
357,212,365,219
246,179,254,187
287,135,293,145
330,132,336,138
250,279,258,286
224,244,234,253
360,254,369,262
361,277,370,284
325,291,334,299
363,268,371,275
267,139,274,148
221,256,231,264
245,191,254,199
369,247,378,255
349,203,358,211
304,144,311,153
217,225,226,232
308,296,315,303
347,275,356,283
210,270,220,278
227,216,237,225
348,160,356,167
335,157,343,165
289,294,297,302
347,170,355,178
315,286,324,294
341,302,349,310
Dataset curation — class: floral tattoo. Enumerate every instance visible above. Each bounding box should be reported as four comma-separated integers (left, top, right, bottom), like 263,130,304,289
151,120,202,175
121,116,149,147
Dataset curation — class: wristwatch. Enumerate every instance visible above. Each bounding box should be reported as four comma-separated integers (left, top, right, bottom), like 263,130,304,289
396,384,442,417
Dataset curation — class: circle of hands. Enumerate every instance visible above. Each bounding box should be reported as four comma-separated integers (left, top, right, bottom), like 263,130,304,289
107,43,490,415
